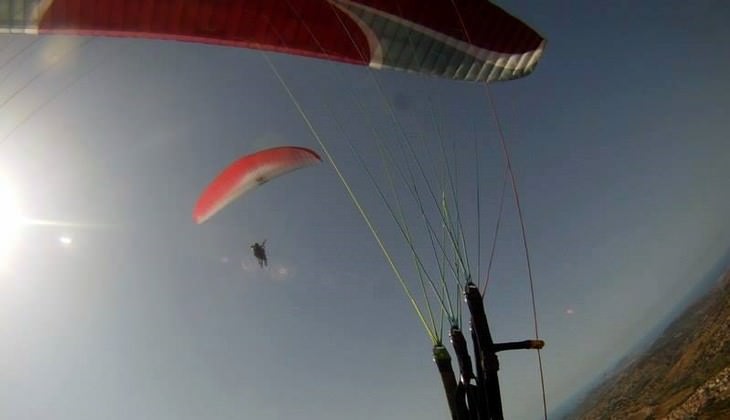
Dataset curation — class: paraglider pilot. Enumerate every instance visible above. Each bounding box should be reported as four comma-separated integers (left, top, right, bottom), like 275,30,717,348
251,240,267,268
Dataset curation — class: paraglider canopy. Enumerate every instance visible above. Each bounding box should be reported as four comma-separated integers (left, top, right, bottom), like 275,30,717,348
0,0,545,83
193,146,321,224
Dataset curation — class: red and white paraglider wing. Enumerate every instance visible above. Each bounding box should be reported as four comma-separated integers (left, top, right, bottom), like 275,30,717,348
193,146,321,224
0,0,544,83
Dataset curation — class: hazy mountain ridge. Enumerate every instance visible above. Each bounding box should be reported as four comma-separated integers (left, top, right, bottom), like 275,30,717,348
564,269,730,419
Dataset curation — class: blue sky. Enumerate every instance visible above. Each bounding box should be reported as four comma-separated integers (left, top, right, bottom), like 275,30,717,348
1,1,729,419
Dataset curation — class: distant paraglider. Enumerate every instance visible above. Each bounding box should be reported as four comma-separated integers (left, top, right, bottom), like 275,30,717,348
193,146,322,224
251,241,268,268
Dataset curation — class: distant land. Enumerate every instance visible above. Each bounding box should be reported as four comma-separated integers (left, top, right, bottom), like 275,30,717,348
562,268,730,419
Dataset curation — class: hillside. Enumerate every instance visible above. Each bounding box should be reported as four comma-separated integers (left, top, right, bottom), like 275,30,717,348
564,269,730,419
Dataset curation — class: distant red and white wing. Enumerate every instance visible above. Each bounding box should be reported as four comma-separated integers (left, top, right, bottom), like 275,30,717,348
193,147,321,224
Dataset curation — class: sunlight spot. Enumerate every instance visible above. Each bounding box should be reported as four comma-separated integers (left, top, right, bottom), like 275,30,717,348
565,308,575,315
59,236,73,246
